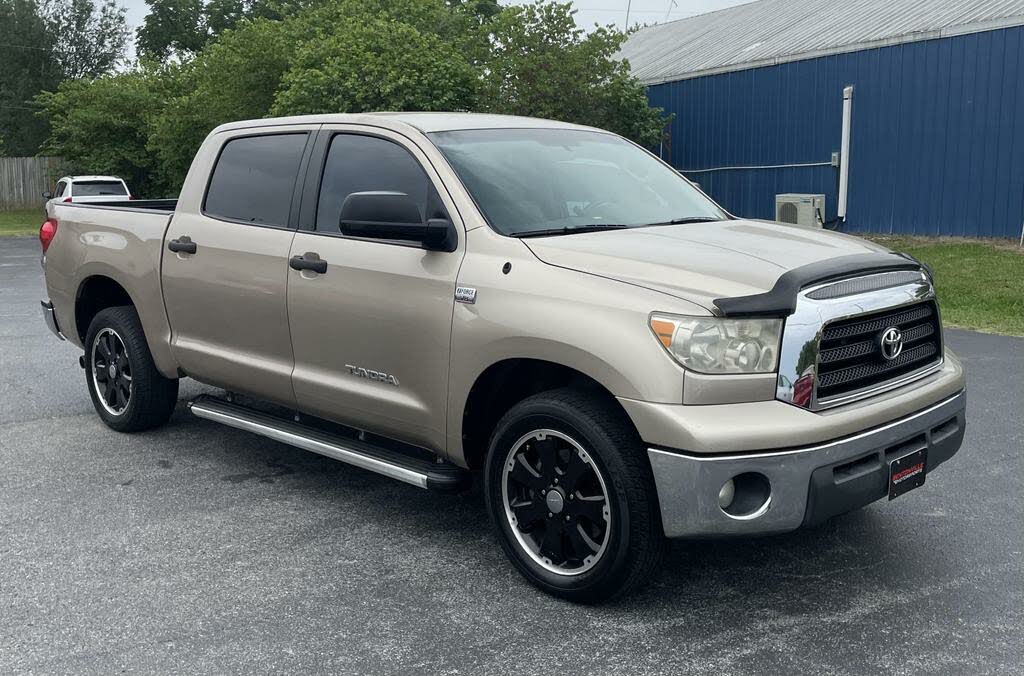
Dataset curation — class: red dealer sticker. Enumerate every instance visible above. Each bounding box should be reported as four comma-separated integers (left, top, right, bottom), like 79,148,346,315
888,448,928,500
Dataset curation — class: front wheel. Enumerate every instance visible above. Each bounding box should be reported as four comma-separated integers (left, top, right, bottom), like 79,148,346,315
484,388,665,603
85,306,178,432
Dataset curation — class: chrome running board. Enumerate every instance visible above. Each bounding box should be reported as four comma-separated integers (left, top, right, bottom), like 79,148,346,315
188,394,468,492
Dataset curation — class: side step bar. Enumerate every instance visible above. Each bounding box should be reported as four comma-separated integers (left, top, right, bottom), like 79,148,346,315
188,395,469,492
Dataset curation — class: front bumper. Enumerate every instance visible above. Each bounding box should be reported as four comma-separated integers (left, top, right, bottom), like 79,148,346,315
41,300,65,341
648,389,966,538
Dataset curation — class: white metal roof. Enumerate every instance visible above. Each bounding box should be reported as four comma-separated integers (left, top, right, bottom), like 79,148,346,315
620,0,1024,84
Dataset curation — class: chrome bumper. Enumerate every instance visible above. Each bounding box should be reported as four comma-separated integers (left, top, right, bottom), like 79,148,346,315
648,390,966,538
41,300,65,341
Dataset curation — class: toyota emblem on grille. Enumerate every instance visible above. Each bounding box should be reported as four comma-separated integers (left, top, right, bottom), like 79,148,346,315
879,327,904,361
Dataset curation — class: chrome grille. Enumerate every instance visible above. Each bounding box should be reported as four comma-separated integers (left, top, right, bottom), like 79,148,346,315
815,301,942,402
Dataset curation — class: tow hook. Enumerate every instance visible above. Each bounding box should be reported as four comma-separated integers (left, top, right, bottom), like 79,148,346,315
79,355,86,369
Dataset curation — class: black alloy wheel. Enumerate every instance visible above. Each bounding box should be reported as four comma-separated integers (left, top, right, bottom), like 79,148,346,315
91,327,133,415
485,388,665,603
84,306,178,432
501,428,611,575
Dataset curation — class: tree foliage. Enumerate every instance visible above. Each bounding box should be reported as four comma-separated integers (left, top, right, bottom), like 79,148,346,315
0,0,59,156
136,0,300,61
36,69,177,195
38,0,668,193
44,0,129,79
478,2,665,145
271,17,478,116
0,0,127,156
136,0,206,61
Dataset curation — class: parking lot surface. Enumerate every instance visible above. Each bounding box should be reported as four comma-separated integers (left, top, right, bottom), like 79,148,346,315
1,235,1022,674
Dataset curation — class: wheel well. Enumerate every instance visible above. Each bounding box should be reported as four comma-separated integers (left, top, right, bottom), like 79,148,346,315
75,276,133,342
461,359,627,470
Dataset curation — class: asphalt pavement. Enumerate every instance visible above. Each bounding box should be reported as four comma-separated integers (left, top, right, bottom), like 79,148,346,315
1,235,1021,674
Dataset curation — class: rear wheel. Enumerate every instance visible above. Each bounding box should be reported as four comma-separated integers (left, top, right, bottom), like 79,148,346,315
484,388,664,603
85,306,178,432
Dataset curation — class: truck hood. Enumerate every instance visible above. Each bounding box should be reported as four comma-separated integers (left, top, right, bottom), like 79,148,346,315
523,219,890,311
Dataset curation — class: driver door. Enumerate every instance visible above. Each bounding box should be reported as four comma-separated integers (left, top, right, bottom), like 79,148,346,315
286,126,466,452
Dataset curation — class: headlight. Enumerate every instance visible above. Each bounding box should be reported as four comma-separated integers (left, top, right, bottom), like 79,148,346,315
649,314,782,374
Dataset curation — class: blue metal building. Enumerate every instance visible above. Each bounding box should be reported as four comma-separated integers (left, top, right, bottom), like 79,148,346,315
620,0,1024,238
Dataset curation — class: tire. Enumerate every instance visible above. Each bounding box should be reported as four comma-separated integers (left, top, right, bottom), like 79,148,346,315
484,388,665,603
84,306,178,432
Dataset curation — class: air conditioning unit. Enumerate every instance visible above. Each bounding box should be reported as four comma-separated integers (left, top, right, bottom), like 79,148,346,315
775,194,825,228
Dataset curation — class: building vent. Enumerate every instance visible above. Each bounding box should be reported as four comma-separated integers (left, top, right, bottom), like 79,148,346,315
775,194,825,227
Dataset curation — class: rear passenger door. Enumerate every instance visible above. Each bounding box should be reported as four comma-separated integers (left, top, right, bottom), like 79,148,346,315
286,126,465,453
162,128,315,407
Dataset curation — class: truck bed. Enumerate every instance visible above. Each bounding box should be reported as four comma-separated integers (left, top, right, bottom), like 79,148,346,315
68,198,178,213
44,200,180,376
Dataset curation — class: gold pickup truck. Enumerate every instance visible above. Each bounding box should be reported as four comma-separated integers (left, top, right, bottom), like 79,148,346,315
39,113,965,602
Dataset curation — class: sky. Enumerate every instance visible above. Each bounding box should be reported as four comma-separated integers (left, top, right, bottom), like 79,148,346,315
118,0,754,37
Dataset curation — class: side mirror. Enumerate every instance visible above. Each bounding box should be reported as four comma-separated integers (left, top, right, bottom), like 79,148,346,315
339,191,455,251
42,191,52,200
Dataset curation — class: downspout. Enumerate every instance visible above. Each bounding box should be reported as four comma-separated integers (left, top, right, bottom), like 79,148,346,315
838,85,854,221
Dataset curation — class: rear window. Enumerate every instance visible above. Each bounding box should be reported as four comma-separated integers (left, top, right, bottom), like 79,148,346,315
72,180,126,196
204,133,308,227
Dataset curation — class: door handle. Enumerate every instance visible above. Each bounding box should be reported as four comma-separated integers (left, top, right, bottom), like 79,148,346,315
289,254,327,274
168,236,197,254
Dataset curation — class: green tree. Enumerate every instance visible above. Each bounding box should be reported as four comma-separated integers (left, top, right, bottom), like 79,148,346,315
477,1,666,146
205,0,297,33
0,0,127,156
136,0,206,61
148,0,469,184
0,0,60,155
271,17,477,116
137,0,303,62
39,0,668,188
36,69,173,195
44,0,129,78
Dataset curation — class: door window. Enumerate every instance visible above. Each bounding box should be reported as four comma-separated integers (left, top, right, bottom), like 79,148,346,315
315,134,432,233
55,181,67,197
204,133,308,227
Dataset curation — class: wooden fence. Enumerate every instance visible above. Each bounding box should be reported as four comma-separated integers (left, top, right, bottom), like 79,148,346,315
0,156,63,210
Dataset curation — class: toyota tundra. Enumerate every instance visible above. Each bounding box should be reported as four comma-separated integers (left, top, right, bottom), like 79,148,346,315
39,113,966,602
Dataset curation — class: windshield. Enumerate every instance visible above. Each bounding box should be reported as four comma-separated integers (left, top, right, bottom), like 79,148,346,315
428,128,727,236
72,180,127,196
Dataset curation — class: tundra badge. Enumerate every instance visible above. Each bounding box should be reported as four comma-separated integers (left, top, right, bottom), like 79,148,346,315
345,365,400,386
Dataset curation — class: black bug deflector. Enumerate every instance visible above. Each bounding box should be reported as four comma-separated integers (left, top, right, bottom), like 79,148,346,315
713,252,926,318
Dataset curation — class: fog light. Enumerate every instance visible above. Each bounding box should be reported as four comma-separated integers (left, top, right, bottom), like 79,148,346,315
720,472,772,519
718,478,735,509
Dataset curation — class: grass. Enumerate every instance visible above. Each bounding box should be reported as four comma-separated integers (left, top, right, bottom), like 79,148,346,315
0,208,44,237
864,235,1024,336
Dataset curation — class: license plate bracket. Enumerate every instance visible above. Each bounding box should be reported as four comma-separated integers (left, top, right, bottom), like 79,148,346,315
888,447,928,500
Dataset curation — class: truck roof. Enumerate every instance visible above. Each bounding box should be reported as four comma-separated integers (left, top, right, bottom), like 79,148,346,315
211,112,600,135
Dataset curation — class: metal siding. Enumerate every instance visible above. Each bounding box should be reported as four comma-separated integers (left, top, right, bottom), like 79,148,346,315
653,26,1024,238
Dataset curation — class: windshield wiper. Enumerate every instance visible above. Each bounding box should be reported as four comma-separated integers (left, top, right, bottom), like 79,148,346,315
510,224,630,238
648,216,724,226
